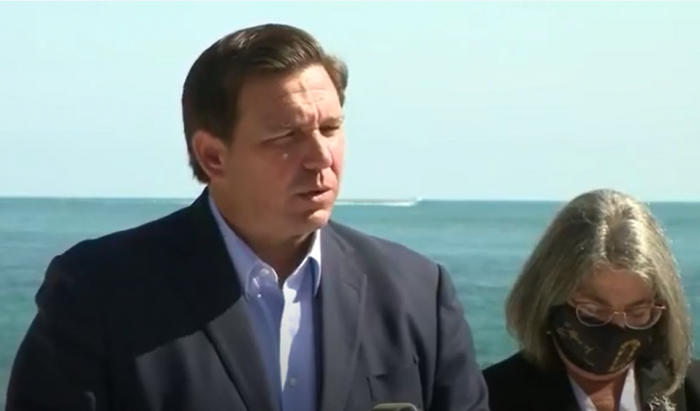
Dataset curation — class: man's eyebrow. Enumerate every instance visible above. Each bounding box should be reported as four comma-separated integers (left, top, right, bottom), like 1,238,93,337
323,115,345,124
262,118,296,132
268,115,345,130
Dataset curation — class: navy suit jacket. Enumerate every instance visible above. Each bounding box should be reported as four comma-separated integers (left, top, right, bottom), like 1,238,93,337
5,190,489,411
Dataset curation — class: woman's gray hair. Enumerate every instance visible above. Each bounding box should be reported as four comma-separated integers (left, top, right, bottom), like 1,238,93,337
505,188,692,395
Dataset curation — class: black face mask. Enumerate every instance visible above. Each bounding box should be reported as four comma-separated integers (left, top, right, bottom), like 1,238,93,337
548,304,654,375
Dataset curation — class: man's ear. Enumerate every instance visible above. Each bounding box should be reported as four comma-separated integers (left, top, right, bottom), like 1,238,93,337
191,130,228,180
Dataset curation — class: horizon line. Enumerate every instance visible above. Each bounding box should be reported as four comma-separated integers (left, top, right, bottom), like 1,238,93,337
0,194,698,204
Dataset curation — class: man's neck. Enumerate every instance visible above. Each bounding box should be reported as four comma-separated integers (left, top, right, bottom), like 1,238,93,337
208,190,314,280
249,234,314,281
221,216,313,280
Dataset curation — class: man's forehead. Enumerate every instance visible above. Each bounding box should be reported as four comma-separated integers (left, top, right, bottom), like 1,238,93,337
242,65,338,99
256,96,342,124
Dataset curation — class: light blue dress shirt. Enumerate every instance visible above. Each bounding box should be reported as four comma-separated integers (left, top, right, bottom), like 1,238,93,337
209,196,321,411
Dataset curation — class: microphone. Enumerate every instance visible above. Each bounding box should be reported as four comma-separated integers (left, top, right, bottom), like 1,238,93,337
372,403,420,411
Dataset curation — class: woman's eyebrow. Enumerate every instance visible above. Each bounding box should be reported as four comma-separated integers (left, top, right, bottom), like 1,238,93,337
575,292,607,304
625,298,654,308
576,295,653,308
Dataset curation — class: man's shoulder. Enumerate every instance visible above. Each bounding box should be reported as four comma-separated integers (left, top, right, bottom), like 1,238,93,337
325,220,444,294
326,220,439,270
57,206,190,272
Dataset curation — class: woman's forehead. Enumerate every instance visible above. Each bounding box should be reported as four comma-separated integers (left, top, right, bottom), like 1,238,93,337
574,268,654,306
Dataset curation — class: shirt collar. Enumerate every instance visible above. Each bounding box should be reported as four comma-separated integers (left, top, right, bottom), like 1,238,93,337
208,195,322,297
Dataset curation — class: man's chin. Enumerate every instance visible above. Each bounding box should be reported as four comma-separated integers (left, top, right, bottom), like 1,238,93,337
303,207,333,228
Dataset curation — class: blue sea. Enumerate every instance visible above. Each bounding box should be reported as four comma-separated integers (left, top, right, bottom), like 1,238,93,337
2,197,699,406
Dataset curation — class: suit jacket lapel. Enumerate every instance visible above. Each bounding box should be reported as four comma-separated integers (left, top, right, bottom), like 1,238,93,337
636,360,686,411
171,190,278,411
318,224,367,411
539,376,581,410
526,356,581,411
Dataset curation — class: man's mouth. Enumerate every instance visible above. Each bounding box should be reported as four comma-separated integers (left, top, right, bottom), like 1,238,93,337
297,188,332,199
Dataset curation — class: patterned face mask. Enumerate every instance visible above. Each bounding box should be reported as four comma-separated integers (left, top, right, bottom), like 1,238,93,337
548,304,654,375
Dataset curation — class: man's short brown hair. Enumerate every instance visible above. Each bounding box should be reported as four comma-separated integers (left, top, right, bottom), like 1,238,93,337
181,23,349,183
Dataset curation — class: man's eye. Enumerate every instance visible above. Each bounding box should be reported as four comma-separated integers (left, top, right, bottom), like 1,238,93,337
320,126,340,135
269,131,295,143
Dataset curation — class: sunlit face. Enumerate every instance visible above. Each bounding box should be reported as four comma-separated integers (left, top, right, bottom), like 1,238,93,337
193,64,345,242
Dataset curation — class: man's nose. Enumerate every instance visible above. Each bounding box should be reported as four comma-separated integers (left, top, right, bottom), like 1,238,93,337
303,133,333,170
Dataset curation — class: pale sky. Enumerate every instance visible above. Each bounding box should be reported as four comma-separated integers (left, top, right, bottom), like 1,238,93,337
1,2,698,201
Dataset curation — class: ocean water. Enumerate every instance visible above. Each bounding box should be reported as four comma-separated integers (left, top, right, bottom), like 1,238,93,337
1,197,699,405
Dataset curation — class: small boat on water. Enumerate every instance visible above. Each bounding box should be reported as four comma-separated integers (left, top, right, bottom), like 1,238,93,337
336,197,422,207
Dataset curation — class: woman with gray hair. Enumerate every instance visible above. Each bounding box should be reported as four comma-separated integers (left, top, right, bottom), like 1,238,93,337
482,189,700,411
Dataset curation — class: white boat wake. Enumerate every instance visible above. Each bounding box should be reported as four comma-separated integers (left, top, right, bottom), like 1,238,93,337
336,198,422,207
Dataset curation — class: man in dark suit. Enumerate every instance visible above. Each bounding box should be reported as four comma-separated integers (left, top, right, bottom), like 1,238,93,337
5,23,489,411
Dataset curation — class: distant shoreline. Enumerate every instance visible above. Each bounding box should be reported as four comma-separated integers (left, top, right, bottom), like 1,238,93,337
0,196,698,204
